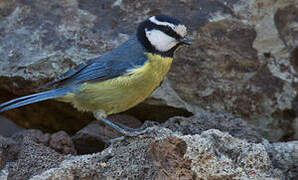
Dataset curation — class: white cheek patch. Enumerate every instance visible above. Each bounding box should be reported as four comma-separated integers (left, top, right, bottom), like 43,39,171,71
149,16,187,37
145,29,178,52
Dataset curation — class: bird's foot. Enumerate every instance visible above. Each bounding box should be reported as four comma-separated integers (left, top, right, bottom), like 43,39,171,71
93,111,161,144
138,120,160,130
107,121,160,144
93,110,159,137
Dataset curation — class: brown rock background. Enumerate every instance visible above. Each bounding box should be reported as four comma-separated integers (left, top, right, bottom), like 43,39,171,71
0,0,298,179
0,0,297,142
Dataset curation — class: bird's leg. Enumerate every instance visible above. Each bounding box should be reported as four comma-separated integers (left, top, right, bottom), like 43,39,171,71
111,120,159,132
93,110,146,137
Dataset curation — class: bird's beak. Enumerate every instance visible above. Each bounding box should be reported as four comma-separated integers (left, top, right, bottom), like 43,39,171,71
179,37,192,45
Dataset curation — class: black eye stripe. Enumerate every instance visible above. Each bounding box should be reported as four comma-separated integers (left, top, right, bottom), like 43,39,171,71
146,21,182,39
159,25,182,39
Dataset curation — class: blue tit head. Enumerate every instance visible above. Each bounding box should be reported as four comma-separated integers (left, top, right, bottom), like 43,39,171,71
137,14,191,57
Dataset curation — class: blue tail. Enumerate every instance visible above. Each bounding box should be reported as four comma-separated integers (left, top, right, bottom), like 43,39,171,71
0,88,71,112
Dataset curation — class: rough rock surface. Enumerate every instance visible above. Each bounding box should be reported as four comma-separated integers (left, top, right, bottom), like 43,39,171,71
49,131,77,155
72,112,262,154
264,140,298,179
7,137,64,180
1,121,297,179
0,136,18,170
163,112,263,143
11,129,77,155
0,129,76,179
29,128,286,179
0,0,297,141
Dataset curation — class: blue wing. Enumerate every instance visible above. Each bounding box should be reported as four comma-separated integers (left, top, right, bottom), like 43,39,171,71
41,35,147,88
60,56,147,86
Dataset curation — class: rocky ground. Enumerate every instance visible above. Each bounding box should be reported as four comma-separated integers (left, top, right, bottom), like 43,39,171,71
0,0,297,179
0,114,297,179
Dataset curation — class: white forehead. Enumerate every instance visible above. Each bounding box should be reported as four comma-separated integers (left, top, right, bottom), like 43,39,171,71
149,16,187,37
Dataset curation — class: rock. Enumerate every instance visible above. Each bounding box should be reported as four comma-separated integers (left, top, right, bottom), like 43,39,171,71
7,136,64,180
163,0,298,141
49,131,77,155
0,116,23,137
274,4,298,51
29,128,284,179
0,164,9,180
183,130,283,179
0,129,77,179
159,0,298,141
264,140,298,179
11,129,76,155
72,111,262,156
72,114,143,154
72,121,108,155
162,112,263,143
150,136,194,179
11,129,51,146
0,136,18,169
0,0,297,142
1,126,297,179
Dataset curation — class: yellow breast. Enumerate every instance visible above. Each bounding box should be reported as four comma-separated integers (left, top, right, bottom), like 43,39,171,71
119,53,173,87
61,53,173,115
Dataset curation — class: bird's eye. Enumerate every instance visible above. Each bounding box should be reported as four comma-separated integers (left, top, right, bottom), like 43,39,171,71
164,27,172,34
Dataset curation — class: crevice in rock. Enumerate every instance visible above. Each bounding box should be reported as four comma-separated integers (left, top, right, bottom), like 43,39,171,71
272,109,296,142
263,52,271,58
122,103,193,124
0,89,94,135
290,47,298,73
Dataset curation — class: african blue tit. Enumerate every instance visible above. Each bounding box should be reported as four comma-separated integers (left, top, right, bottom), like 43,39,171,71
0,14,191,136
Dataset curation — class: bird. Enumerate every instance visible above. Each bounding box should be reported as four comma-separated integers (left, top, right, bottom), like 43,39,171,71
0,14,191,136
